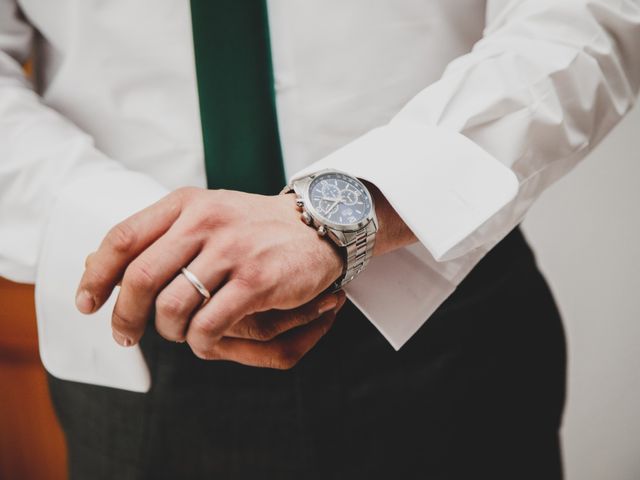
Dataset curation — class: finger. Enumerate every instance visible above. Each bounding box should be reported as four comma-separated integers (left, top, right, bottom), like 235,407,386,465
226,292,339,340
226,290,345,341
76,191,185,314
111,226,201,346
185,277,263,354
155,250,231,343
333,289,348,314
86,251,125,287
84,252,95,269
191,309,338,369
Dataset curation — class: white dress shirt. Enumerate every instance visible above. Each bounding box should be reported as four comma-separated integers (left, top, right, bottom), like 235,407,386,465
1,0,639,391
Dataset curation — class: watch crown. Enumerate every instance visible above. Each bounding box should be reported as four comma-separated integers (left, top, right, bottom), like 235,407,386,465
301,211,312,225
317,225,327,236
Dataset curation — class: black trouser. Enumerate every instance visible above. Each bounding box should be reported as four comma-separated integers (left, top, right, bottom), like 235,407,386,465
48,226,567,479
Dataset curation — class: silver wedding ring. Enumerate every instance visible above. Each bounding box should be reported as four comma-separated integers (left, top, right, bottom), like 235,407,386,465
181,267,211,301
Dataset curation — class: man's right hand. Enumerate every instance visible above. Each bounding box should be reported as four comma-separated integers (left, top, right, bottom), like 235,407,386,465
183,290,347,369
220,290,346,342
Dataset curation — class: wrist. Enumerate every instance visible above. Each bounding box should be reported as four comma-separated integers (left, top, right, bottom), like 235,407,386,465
280,192,345,287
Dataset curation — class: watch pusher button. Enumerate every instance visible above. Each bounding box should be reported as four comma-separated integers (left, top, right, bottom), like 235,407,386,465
317,225,327,236
301,211,312,225
295,198,304,208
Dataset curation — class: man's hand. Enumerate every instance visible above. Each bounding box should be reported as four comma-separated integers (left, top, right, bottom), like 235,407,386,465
75,187,346,368
194,290,346,368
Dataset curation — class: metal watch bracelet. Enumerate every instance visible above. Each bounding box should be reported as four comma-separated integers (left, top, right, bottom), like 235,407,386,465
328,221,377,292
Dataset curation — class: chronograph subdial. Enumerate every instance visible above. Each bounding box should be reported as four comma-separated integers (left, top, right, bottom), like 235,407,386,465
340,188,359,206
319,181,341,199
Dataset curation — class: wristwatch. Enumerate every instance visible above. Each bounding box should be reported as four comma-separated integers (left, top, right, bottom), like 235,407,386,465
280,168,378,292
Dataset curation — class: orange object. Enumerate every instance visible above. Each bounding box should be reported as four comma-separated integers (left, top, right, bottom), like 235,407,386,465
0,277,68,480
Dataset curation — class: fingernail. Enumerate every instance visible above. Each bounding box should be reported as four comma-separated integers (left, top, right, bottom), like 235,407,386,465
318,297,338,315
113,330,133,347
75,290,95,313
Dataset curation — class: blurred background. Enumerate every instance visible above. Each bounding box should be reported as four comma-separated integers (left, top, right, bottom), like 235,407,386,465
523,102,640,480
0,103,638,480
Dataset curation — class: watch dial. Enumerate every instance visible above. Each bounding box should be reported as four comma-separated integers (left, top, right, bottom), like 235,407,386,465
308,172,372,226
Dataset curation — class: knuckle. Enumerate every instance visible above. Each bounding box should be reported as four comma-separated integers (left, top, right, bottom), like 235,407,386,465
191,347,209,360
181,191,233,226
124,260,156,292
112,311,137,332
81,267,111,292
191,345,219,361
84,252,95,269
155,291,189,319
278,356,299,371
174,186,191,197
273,346,301,370
174,186,199,203
183,210,226,239
106,222,137,253
247,322,276,342
193,348,210,360
155,325,184,343
192,314,222,338
164,193,186,217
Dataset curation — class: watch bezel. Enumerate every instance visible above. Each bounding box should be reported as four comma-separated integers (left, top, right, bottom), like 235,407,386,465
295,169,376,233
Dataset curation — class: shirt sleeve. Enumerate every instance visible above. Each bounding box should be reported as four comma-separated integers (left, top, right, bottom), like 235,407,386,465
0,2,167,389
0,2,169,283
288,0,640,349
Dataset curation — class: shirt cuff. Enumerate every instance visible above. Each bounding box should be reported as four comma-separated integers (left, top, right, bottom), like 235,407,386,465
289,122,518,261
35,164,169,392
287,122,518,349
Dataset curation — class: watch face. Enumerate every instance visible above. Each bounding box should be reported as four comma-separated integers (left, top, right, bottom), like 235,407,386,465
307,172,372,226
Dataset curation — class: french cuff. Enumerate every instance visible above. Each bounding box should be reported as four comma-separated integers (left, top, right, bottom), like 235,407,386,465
35,164,169,392
287,122,518,349
289,122,518,261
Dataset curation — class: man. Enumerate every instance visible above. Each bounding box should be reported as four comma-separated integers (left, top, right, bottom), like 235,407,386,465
1,0,638,478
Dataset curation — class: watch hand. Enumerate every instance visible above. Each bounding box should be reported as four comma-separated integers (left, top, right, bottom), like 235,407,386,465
325,200,340,215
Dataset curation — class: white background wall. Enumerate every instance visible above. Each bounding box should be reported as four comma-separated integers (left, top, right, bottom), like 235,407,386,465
522,104,640,480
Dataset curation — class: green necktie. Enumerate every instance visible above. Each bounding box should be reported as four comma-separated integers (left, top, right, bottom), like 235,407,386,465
190,0,286,195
